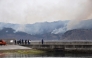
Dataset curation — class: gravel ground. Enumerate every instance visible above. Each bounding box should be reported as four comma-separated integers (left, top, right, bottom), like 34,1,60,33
0,45,31,50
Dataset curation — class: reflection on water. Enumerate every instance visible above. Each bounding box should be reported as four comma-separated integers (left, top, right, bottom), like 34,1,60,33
0,52,92,58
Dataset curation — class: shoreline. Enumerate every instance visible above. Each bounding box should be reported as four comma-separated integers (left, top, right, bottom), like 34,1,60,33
0,49,45,54
0,47,92,54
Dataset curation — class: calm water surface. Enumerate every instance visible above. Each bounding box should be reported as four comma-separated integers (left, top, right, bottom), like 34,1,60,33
0,52,92,58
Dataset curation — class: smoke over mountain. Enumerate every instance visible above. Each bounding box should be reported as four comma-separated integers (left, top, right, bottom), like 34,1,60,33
67,0,92,30
52,19,92,34
1,18,92,35
0,21,68,35
0,0,92,34
68,19,92,30
0,0,92,24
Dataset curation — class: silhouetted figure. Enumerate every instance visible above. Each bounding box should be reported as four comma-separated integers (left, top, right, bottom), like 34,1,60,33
28,40,30,45
14,40,17,45
25,40,27,45
22,39,24,44
41,39,44,45
17,40,19,44
17,39,21,45
19,39,21,44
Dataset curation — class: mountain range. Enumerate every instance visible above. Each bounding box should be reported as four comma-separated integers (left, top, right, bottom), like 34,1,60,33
0,28,62,40
0,27,92,40
0,20,92,40
0,20,69,35
62,29,92,40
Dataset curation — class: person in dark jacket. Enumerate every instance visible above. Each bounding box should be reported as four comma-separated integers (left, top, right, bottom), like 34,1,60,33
25,40,27,45
19,39,21,44
22,39,24,45
14,40,17,45
28,40,30,45
41,39,44,45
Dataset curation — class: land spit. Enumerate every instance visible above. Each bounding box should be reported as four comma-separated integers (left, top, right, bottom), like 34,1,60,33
0,45,31,50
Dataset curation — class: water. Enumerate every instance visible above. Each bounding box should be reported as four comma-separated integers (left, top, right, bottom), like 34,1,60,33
0,52,92,58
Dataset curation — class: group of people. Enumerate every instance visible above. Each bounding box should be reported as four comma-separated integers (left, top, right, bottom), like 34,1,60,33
14,39,44,45
14,39,30,45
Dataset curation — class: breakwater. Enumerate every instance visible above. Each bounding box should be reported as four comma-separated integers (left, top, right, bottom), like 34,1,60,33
20,40,92,53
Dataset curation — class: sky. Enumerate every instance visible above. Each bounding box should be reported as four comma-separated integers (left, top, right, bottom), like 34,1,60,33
0,0,92,24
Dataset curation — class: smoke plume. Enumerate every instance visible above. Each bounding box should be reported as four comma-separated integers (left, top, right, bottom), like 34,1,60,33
0,0,92,34
67,0,92,30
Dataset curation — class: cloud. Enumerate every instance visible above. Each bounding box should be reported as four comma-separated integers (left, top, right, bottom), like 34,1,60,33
0,0,92,24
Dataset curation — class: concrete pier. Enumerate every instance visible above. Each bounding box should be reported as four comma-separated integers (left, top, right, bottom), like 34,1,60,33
2,39,92,51
21,40,92,51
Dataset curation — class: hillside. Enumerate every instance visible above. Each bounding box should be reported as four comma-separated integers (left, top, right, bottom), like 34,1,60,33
1,28,92,40
62,29,92,40
0,20,68,35
0,28,62,40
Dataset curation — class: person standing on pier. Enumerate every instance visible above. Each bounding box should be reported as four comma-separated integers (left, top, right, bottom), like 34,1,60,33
28,40,30,45
41,39,44,45
14,39,17,45
22,39,24,45
19,39,21,44
25,40,27,45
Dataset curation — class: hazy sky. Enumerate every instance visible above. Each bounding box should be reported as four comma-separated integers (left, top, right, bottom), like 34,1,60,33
0,0,92,24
